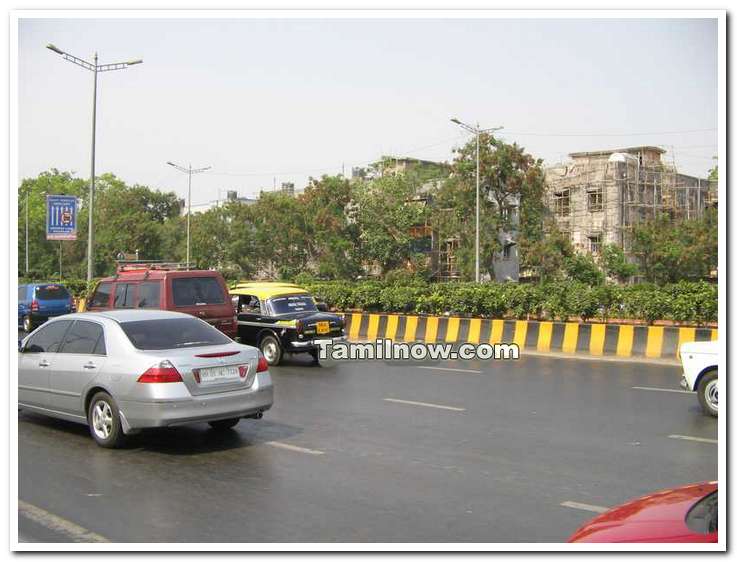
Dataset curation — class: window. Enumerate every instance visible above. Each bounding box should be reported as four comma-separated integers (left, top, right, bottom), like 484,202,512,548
120,318,230,350
35,285,70,300
172,277,225,306
587,185,603,212
137,282,161,309
588,234,602,255
18,286,25,301
59,321,105,355
89,283,112,308
553,190,570,216
24,320,73,353
502,244,513,260
114,283,136,308
237,295,261,314
268,295,318,315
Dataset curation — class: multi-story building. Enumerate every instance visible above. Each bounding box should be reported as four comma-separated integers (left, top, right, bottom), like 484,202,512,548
544,146,713,256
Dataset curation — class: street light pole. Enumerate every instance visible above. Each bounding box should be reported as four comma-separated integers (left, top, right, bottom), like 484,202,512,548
450,118,503,283
47,44,143,282
166,161,211,269
25,191,29,274
88,52,98,282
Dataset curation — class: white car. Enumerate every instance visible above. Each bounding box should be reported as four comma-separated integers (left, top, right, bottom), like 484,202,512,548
680,340,719,417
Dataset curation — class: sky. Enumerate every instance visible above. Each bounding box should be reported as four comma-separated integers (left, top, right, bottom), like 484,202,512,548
18,17,718,209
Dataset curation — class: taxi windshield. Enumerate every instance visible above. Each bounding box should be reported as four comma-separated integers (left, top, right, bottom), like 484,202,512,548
268,295,317,315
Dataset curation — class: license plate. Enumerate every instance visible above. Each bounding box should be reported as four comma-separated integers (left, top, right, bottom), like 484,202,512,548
198,365,240,384
316,321,330,335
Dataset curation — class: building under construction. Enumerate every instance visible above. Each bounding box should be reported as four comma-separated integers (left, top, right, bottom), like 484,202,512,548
544,146,716,256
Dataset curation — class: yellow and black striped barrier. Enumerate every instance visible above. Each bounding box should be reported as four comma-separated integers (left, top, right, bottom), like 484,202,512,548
342,313,717,361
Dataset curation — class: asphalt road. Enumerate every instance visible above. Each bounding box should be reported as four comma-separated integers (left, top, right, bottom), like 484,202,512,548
18,351,717,543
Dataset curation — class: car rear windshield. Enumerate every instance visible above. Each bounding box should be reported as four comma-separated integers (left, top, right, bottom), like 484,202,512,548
120,317,231,350
36,285,70,300
172,277,226,306
268,295,317,315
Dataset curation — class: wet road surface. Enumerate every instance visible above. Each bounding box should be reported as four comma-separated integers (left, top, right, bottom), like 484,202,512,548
18,352,717,543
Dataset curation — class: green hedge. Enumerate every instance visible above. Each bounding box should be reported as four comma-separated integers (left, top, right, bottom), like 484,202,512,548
304,280,717,326
21,277,717,325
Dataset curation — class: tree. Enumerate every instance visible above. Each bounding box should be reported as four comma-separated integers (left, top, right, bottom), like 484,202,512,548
601,243,638,283
354,173,429,276
630,209,717,284
522,221,575,283
301,175,360,279
563,252,605,286
430,134,547,279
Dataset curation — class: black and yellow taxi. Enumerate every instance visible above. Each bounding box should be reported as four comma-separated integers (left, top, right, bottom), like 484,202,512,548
231,282,345,365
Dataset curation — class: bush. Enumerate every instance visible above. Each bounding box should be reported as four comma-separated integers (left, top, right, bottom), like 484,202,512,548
300,279,717,325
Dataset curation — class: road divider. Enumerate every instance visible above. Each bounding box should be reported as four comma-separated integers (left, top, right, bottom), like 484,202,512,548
342,313,717,362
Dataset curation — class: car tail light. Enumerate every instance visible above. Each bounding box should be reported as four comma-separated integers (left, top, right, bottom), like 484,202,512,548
31,300,39,312
295,319,303,332
256,354,269,373
137,360,183,383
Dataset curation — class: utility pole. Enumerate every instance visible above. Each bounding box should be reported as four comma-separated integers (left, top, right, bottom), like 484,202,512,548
166,161,211,269
450,118,504,282
25,191,29,274
47,44,143,281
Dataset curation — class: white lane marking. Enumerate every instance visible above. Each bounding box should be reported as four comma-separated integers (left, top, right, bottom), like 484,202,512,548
18,500,109,543
265,441,325,455
416,366,481,374
383,398,466,412
668,434,717,444
632,386,692,394
560,501,609,514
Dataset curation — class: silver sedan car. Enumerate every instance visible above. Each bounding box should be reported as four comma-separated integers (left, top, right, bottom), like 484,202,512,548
18,310,274,447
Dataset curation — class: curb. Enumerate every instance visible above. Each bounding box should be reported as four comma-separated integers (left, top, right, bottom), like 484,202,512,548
341,313,717,362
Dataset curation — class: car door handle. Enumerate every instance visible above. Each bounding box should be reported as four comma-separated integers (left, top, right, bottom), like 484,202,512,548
38,360,50,367
83,362,97,370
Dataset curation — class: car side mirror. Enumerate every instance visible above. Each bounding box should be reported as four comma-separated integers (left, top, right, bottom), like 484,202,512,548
316,302,328,312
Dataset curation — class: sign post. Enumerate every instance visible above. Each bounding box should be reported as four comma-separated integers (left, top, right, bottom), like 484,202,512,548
46,195,78,241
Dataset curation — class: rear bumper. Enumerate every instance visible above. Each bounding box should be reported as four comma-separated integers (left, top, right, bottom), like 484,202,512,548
117,374,274,431
287,335,347,352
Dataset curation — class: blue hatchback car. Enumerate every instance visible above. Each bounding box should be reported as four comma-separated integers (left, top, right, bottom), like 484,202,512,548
18,283,73,332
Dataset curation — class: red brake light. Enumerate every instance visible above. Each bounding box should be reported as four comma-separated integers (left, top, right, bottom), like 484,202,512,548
257,354,269,373
296,319,303,332
137,360,183,383
31,300,39,311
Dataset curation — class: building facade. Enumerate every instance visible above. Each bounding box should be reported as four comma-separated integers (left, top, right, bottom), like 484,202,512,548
544,146,713,257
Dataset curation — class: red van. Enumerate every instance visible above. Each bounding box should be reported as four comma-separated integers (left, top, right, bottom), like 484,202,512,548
85,263,237,338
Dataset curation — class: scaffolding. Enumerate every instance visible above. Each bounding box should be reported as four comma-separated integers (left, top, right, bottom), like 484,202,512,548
544,146,713,256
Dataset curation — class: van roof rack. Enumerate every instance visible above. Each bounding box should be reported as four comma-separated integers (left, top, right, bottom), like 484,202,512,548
114,260,189,278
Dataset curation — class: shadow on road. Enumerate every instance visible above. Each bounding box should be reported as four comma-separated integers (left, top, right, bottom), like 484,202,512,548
19,410,304,456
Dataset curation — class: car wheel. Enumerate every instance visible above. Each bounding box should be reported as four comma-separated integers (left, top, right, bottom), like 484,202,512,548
23,315,33,333
697,371,718,417
87,392,125,448
208,418,240,431
260,334,282,366
309,349,320,364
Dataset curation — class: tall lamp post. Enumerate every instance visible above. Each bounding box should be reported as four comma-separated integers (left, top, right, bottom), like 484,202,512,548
166,162,211,269
450,118,503,283
46,44,143,281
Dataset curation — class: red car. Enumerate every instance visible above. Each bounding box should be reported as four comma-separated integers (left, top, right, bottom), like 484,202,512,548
568,482,718,543
85,262,237,339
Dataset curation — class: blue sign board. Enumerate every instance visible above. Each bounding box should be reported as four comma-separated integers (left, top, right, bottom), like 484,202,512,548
46,195,78,241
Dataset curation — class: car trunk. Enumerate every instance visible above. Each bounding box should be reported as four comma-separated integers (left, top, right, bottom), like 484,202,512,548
146,344,260,397
34,286,72,316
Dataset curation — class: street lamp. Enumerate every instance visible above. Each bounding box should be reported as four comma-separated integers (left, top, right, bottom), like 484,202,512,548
166,162,212,269
450,118,503,283
47,44,143,281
